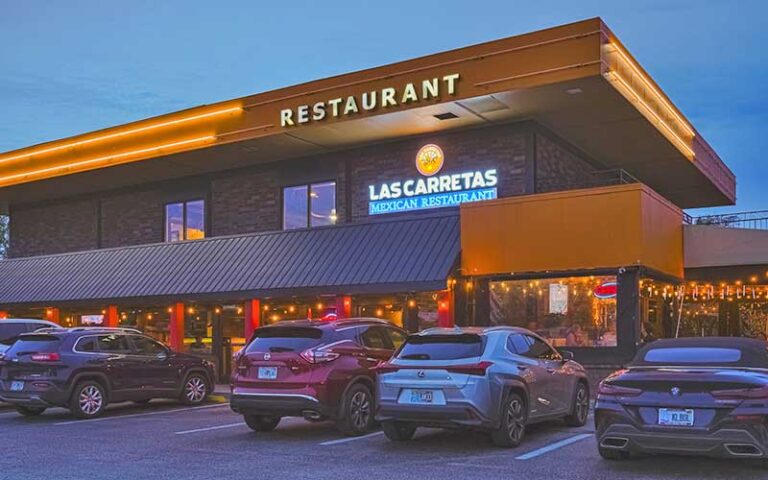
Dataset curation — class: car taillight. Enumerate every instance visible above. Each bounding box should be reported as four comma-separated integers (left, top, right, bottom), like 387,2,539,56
712,385,768,400
446,361,493,376
375,362,401,374
300,348,340,364
30,352,60,362
597,382,642,397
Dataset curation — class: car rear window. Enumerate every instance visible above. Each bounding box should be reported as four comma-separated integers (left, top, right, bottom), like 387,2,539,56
397,334,485,361
246,327,326,353
0,324,29,344
5,334,62,355
643,347,742,364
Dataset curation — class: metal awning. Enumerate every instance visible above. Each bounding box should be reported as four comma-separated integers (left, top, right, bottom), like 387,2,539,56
0,214,459,307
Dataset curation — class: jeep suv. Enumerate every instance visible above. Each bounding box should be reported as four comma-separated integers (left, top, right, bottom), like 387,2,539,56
230,318,406,436
0,327,216,418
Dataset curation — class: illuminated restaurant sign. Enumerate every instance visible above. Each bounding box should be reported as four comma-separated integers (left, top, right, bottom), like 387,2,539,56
368,144,498,215
280,73,460,127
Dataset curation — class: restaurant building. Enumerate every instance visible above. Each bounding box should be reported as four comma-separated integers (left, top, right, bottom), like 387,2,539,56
0,18,752,379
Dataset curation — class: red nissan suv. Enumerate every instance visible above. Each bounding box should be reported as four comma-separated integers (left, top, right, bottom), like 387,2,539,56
230,318,406,436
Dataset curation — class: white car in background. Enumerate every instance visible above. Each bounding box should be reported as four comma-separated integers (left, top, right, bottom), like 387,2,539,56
0,319,60,354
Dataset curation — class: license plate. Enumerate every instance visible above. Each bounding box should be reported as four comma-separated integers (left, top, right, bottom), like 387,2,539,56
257,367,278,380
409,389,435,404
10,381,24,392
658,408,694,426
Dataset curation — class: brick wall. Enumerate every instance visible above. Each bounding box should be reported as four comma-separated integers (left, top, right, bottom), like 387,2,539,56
535,133,600,193
8,122,596,258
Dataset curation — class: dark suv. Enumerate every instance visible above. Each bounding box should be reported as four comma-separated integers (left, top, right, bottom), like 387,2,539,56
230,318,406,436
0,327,216,418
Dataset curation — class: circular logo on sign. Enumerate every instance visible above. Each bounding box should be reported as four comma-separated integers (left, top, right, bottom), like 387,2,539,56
415,144,444,176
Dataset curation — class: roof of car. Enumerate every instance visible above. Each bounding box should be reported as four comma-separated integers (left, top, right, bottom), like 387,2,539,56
26,326,143,336
416,326,533,336
257,318,394,330
0,318,59,325
633,336,768,368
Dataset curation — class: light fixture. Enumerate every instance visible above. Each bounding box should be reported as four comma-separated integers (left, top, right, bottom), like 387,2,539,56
316,302,323,310
288,305,296,313
565,88,583,95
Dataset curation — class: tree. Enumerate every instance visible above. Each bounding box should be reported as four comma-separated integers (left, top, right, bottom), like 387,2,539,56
0,215,7,259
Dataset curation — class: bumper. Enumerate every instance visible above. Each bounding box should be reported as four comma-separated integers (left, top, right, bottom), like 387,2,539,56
0,381,67,407
230,391,332,418
598,423,768,459
376,401,495,429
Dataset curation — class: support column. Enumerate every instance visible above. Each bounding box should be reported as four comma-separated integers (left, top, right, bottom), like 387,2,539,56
335,296,352,319
168,302,185,352
105,305,119,328
45,307,60,324
244,299,261,341
437,291,453,328
405,297,419,333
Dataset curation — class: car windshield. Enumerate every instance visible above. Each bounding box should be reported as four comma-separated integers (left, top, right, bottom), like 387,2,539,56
642,347,742,364
5,334,62,356
397,334,484,361
246,327,326,353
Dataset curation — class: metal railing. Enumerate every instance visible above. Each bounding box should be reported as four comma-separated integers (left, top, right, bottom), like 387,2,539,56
686,210,768,230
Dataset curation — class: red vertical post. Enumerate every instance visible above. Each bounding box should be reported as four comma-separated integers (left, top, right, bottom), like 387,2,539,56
335,296,352,319
437,291,453,328
244,299,261,341
0,311,8,319
105,305,119,328
168,302,185,352
46,307,60,325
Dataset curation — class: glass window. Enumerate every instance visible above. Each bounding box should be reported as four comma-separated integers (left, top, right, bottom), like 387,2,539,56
490,275,618,347
97,335,132,353
131,336,167,355
165,200,205,242
283,182,336,230
75,337,98,353
397,334,484,360
245,327,325,353
0,324,30,343
361,327,391,350
643,347,742,364
387,329,407,350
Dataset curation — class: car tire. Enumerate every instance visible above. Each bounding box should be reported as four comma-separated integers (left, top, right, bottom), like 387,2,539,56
598,445,630,460
16,406,46,417
180,373,209,405
491,392,527,448
563,382,589,427
336,383,375,436
69,380,107,419
382,421,417,441
244,414,281,432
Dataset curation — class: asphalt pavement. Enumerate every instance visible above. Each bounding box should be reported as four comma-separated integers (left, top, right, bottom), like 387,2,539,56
0,399,766,480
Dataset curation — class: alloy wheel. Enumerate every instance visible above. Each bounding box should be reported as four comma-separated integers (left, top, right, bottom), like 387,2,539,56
506,398,525,442
185,376,207,403
575,386,589,423
79,385,103,415
349,391,371,431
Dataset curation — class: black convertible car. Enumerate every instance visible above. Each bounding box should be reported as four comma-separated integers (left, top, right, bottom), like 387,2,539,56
595,337,768,467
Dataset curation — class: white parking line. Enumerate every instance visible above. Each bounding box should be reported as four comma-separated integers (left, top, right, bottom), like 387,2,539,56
515,433,592,460
54,402,229,426
175,422,246,435
319,431,383,446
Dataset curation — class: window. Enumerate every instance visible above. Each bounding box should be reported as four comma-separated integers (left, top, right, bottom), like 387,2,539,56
245,327,325,353
74,337,98,353
643,347,742,364
283,181,337,230
397,334,485,360
165,199,205,242
507,334,560,360
387,329,407,350
361,327,391,350
97,335,132,353
490,275,618,347
131,336,167,355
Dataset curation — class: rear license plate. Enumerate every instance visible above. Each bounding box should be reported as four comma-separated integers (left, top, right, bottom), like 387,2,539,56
409,389,435,404
10,381,24,392
257,367,278,380
658,408,694,426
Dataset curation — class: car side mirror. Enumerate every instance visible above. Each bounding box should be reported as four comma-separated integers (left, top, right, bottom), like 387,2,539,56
560,350,574,362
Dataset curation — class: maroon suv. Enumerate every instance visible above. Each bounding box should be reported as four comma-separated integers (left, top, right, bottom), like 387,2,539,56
230,318,406,436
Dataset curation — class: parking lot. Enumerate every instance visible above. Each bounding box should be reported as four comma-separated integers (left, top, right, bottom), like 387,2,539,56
1,399,765,480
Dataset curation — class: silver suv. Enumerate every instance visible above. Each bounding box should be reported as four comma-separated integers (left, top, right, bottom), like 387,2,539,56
376,326,589,447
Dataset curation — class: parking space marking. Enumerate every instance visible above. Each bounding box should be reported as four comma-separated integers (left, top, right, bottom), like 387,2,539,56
54,402,229,426
175,422,246,435
319,431,383,446
514,433,592,460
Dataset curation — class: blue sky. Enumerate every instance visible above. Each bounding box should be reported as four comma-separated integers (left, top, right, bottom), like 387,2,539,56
1,0,765,214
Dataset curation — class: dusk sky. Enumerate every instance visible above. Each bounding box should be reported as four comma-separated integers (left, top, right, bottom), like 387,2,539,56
1,0,765,215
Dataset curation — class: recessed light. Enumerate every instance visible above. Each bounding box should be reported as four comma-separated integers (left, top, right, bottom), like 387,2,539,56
433,112,459,120
566,88,583,95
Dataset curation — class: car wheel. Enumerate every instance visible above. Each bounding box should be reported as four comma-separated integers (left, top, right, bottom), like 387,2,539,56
16,406,46,417
598,445,630,460
336,383,375,436
564,382,589,427
244,414,281,432
180,373,209,405
382,421,417,441
491,392,527,448
70,381,107,419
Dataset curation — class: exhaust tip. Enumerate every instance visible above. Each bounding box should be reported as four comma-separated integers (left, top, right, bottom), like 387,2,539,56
600,437,629,449
724,444,763,457
302,410,323,421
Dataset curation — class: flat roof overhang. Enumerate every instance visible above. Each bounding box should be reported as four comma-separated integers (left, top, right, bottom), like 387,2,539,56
0,18,734,211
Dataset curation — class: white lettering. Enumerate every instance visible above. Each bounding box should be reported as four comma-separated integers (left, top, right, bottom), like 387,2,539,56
328,98,343,117
362,91,377,111
343,96,359,115
297,105,310,124
422,78,439,99
381,88,397,107
443,73,460,95
312,102,326,121
401,83,418,103
280,109,294,127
